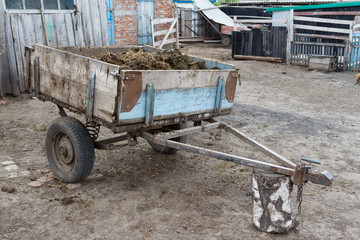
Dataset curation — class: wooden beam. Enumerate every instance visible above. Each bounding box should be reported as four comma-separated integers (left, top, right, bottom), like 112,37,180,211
234,55,282,63
294,11,360,16
294,16,353,25
294,24,351,34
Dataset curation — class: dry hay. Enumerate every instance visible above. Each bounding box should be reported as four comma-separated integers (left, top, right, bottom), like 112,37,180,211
95,48,208,70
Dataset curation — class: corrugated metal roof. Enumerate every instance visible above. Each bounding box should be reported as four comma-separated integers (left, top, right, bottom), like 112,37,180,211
219,0,336,4
194,0,235,26
267,1,360,12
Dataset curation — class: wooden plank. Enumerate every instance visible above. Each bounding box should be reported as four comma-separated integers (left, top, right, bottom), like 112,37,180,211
152,18,174,25
154,28,176,37
32,14,46,45
287,9,294,65
159,18,178,49
20,14,36,90
64,13,75,46
234,55,282,63
234,19,285,24
294,33,347,40
90,0,102,46
154,38,176,47
44,14,58,46
98,0,109,46
31,44,119,123
5,14,20,96
72,11,85,46
151,18,155,47
292,41,346,47
294,11,360,16
308,56,334,71
54,14,68,46
294,24,351,34
137,70,232,90
11,14,26,92
294,16,353,25
80,1,94,46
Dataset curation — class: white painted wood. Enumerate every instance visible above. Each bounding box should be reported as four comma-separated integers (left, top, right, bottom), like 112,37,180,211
32,14,46,45
155,38,176,47
80,0,94,46
159,18,178,49
64,13,76,46
44,14,58,45
154,28,176,37
152,18,175,25
98,0,109,46
151,18,155,47
5,14,20,96
90,0,102,46
11,14,26,92
286,9,294,65
294,24,351,34
72,11,85,46
234,19,285,24
294,16,353,25
54,14,68,46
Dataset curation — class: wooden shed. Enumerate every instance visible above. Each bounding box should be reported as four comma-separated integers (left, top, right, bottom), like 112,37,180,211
0,0,109,97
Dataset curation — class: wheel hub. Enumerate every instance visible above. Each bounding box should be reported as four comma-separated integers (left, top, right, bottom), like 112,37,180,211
52,133,75,172
58,137,74,164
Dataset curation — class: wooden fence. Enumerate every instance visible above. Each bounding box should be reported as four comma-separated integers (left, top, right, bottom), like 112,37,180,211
0,0,108,97
289,11,353,71
232,27,287,62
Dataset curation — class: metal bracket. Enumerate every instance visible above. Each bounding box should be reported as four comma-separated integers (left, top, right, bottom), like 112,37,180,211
86,72,96,120
34,57,40,96
145,83,155,126
293,164,308,185
214,77,224,114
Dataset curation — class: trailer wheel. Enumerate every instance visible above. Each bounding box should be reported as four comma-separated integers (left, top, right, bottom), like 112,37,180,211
46,117,95,183
148,123,188,154
222,35,231,45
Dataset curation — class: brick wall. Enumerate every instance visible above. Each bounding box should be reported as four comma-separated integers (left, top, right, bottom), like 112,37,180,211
113,0,137,46
113,0,174,46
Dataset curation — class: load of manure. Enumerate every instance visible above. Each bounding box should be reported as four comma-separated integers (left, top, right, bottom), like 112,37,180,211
95,48,208,70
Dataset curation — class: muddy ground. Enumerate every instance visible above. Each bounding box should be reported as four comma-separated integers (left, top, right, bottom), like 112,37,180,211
0,44,359,240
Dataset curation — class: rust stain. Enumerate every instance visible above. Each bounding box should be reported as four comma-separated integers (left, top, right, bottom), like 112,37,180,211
119,71,143,113
225,70,238,103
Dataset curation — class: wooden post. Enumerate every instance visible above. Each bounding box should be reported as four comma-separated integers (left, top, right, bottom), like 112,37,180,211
252,168,298,233
40,8,50,46
286,9,294,65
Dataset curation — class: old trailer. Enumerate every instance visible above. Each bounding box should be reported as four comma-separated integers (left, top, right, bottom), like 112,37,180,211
27,44,332,199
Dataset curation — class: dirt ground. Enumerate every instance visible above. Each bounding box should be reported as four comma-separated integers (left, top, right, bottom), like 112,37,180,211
0,44,359,240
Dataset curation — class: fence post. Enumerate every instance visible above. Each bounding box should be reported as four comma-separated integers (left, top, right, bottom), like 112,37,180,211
286,9,294,65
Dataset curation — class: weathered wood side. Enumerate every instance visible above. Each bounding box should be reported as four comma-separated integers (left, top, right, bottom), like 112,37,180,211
0,2,11,96
5,14,20,96
31,45,119,123
136,70,232,90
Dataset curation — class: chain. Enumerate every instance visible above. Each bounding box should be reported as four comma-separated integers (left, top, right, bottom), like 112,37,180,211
297,184,304,215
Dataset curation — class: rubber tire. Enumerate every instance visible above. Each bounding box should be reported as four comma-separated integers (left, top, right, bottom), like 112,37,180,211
222,35,231,45
46,117,95,183
148,123,188,154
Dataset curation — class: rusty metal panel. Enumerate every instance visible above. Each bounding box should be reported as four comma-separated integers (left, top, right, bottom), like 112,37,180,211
226,71,238,103
119,72,143,113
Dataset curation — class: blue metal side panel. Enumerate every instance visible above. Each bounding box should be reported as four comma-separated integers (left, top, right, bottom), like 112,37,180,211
118,87,233,121
189,57,234,70
136,0,155,45
107,0,115,45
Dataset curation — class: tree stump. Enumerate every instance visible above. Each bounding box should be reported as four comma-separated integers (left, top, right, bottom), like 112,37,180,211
252,168,298,233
